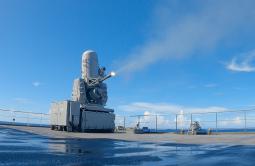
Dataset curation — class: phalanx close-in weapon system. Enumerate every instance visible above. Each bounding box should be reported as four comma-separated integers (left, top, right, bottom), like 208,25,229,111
72,50,116,109
50,50,116,132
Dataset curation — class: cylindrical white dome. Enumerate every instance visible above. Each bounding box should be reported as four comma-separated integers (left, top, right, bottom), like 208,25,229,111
81,50,99,80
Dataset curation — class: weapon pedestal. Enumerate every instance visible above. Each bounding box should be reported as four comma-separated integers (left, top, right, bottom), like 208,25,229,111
79,104,115,132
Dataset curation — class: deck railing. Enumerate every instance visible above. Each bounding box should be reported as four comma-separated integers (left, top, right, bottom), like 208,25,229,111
116,108,255,133
2,108,255,132
0,108,49,126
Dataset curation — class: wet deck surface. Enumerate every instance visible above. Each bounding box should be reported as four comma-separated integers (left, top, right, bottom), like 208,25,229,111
1,126,255,165
2,125,255,145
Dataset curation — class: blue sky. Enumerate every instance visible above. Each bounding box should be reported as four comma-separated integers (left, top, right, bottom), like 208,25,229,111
1,0,255,122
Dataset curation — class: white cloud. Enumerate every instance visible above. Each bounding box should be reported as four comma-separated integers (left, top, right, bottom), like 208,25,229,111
13,98,32,104
129,111,172,129
226,49,255,72
32,81,41,87
118,102,228,115
219,116,243,127
118,102,228,128
175,110,188,129
117,102,254,129
213,92,224,96
116,1,255,75
204,83,218,88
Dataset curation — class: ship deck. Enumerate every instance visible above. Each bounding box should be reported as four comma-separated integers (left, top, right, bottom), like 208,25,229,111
1,125,255,145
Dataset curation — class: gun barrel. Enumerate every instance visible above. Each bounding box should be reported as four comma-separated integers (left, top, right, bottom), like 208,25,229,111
100,71,116,82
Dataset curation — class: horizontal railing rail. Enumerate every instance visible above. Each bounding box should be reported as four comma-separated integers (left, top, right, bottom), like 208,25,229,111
2,107,255,132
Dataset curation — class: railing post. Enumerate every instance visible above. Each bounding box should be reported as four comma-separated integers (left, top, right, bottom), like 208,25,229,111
12,111,16,125
27,113,29,126
176,114,178,132
138,115,140,128
191,113,193,125
155,115,158,133
124,116,126,129
40,114,43,126
244,111,247,132
216,112,218,133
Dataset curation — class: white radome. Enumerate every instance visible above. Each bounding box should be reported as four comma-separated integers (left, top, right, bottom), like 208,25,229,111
81,50,99,80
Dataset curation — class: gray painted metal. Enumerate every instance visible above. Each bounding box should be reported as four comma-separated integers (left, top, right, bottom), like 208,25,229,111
50,100,80,129
72,50,113,106
50,50,115,132
81,111,115,131
82,50,99,81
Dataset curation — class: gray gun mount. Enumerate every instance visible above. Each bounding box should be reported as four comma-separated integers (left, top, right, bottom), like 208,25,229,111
87,72,114,87
50,50,115,133
72,50,115,107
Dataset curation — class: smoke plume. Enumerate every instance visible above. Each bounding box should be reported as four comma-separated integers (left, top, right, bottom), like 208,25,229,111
116,1,255,75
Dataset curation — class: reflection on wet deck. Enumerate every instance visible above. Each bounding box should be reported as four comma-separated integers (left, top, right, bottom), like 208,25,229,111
0,127,255,166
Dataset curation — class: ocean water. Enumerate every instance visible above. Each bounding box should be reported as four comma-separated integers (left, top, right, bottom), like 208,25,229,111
0,127,255,166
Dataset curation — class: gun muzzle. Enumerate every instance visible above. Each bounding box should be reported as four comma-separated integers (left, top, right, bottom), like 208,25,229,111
100,71,116,82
